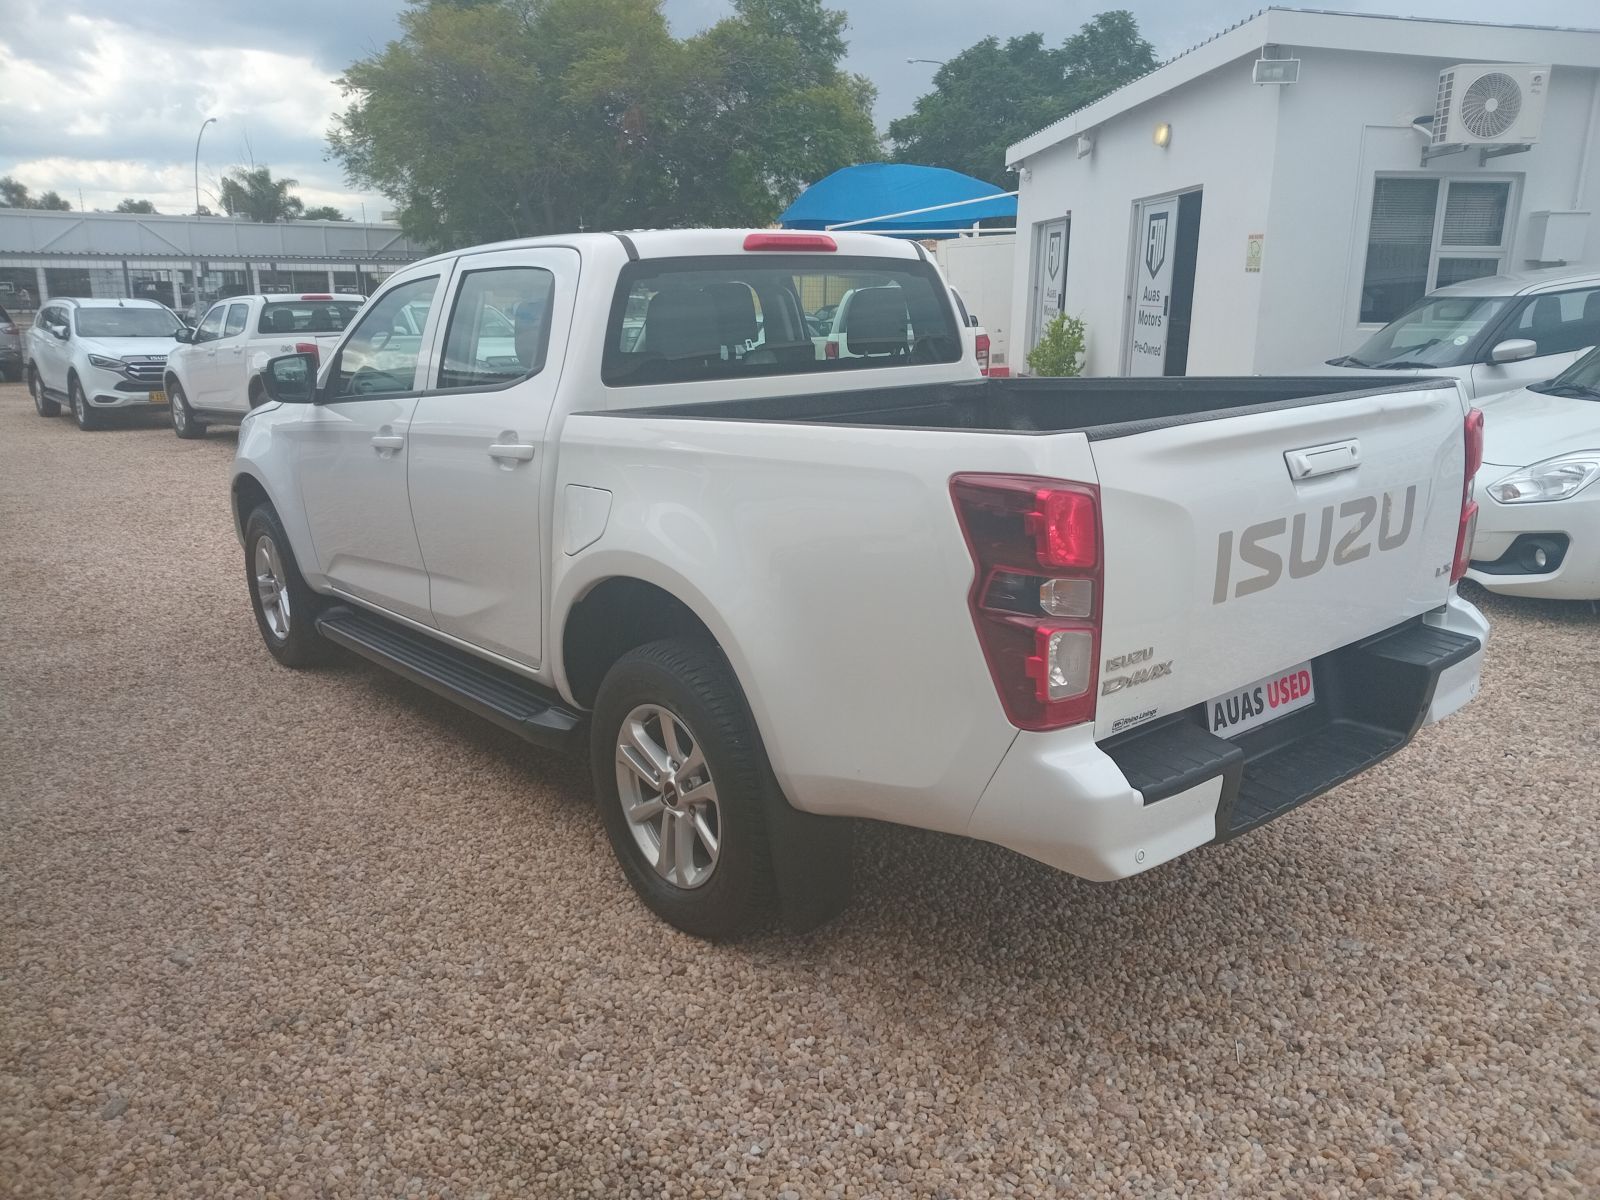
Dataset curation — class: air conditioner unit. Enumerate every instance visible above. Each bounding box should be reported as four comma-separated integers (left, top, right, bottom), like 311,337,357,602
1432,64,1549,146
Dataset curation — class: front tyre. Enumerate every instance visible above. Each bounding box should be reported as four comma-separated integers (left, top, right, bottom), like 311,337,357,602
69,375,100,430
170,379,206,439
591,639,777,940
28,365,60,417
242,504,332,668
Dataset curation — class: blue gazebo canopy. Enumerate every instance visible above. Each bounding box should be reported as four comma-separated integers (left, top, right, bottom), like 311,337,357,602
779,163,1016,239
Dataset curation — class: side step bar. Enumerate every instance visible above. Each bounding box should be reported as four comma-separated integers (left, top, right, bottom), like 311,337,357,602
315,605,586,754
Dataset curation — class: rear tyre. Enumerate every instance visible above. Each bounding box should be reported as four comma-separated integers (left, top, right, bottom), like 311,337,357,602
28,365,60,417
170,379,206,439
591,638,777,940
69,375,100,430
243,504,332,669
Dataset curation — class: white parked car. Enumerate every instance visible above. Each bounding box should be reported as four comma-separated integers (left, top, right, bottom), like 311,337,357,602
232,228,1485,939
163,293,365,437
1467,346,1600,600
1317,268,1600,401
25,297,185,429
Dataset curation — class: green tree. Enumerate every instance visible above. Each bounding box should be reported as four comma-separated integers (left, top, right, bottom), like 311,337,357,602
218,166,305,222
301,205,349,221
888,11,1156,187
328,0,877,245
115,198,158,214
0,177,71,210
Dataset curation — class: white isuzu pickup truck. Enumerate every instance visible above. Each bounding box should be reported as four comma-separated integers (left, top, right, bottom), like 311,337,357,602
234,229,1489,938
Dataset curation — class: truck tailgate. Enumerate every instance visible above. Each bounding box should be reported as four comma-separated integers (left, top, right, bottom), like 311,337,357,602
1088,381,1467,741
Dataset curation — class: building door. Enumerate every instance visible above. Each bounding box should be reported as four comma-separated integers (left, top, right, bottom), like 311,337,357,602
1029,217,1069,355
1126,190,1202,376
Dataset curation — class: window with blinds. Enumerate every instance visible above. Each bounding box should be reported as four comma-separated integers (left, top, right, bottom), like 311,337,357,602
1359,176,1514,325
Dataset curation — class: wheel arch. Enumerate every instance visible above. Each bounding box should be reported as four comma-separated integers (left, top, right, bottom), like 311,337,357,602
230,470,276,542
560,576,726,711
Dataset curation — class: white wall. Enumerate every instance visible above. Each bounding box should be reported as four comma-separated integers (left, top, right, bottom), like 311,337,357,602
1011,29,1600,376
1010,51,1280,375
1259,50,1600,370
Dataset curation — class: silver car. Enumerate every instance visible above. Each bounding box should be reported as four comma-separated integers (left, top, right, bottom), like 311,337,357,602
1314,267,1600,402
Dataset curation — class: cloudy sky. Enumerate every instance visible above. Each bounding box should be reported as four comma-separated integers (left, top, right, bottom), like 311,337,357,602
0,0,1591,219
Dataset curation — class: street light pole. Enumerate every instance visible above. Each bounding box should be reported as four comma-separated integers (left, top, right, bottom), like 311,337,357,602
193,117,216,215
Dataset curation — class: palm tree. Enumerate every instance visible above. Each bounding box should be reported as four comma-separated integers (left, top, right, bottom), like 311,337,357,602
217,166,305,223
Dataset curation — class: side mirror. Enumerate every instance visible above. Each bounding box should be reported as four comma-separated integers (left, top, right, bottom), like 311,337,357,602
53,324,69,341
260,352,318,404
173,328,194,344
1490,338,1537,365
968,314,981,328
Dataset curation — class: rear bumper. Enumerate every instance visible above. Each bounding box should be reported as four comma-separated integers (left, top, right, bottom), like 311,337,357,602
967,592,1486,881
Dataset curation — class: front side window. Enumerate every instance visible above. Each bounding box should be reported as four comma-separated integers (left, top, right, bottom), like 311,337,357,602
1343,295,1511,369
438,266,555,389
224,303,249,337
1503,288,1600,358
1360,176,1514,324
331,276,438,398
602,255,961,386
195,306,227,342
75,307,183,339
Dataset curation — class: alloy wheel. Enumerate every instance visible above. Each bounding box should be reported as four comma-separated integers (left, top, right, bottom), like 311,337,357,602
253,535,292,641
614,703,721,889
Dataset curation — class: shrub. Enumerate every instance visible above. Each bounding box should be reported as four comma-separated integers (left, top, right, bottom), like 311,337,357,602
1026,312,1087,377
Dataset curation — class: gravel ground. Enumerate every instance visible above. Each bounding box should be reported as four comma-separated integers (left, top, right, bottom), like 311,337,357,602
1,381,1597,1199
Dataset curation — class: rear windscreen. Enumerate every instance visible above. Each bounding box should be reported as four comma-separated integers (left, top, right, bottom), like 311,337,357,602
259,300,364,336
602,254,962,386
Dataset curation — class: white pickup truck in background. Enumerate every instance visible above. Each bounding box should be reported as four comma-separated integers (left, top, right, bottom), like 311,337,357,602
233,228,1488,939
163,293,365,437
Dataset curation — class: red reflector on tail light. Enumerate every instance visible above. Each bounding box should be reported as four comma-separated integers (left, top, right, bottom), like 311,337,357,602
1451,408,1484,585
951,474,1103,730
294,341,320,366
743,232,837,252
975,332,991,376
824,340,839,359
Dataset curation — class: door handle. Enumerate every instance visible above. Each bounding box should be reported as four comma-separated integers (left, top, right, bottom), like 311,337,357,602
1285,439,1361,480
371,434,405,451
488,442,536,462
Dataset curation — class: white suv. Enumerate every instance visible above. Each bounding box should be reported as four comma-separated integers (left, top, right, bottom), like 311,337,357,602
26,297,185,430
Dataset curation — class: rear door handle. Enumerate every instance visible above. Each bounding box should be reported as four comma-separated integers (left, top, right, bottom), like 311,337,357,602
1285,439,1361,480
488,442,536,462
371,434,405,451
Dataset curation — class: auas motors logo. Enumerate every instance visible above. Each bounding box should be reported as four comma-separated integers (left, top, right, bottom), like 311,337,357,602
1212,485,1416,604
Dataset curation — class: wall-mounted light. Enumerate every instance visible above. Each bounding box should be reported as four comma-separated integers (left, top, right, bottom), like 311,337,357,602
1153,122,1172,149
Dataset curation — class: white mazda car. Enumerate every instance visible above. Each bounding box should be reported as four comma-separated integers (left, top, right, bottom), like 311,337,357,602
1467,345,1600,600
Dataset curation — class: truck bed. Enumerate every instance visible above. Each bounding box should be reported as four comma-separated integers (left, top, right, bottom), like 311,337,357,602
608,374,1443,440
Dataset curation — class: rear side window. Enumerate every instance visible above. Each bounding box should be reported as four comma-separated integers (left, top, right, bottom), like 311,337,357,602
224,303,249,337
601,254,961,386
438,266,555,389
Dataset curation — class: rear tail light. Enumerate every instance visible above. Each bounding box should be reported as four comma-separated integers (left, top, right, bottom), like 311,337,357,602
824,340,839,360
1451,408,1484,584
299,293,334,300
294,341,320,368
951,474,1103,730
743,232,836,252
975,332,991,376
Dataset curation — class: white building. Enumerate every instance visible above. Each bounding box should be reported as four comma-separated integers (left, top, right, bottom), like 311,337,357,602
1005,8,1600,376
